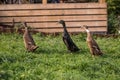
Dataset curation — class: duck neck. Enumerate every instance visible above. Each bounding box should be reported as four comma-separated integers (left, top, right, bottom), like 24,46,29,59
86,29,92,39
25,27,28,32
62,22,68,32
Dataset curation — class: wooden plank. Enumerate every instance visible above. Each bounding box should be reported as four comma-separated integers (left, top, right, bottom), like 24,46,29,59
2,21,107,28
0,26,107,33
0,9,107,17
32,27,107,33
0,3,107,10
26,21,107,28
0,15,107,23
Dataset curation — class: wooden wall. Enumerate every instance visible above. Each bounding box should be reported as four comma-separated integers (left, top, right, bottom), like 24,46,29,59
0,3,107,33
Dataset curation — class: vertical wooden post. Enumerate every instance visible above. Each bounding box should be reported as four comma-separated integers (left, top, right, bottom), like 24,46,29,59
42,0,47,4
60,0,64,3
99,0,106,3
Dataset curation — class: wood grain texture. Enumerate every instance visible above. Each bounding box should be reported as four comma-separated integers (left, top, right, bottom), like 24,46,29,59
0,9,107,17
0,3,107,33
0,15,107,22
0,3,107,10
31,27,107,33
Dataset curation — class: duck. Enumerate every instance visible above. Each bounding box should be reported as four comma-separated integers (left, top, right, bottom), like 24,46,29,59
58,20,79,52
23,22,38,52
81,25,103,56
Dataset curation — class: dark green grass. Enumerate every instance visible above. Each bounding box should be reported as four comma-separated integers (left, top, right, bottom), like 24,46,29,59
0,33,120,80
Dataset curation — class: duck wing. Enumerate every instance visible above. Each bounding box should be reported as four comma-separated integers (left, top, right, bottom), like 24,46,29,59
91,39,103,55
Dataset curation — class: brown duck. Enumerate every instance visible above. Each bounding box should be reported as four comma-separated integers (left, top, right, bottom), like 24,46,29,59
23,22,38,52
82,25,103,56
58,20,80,52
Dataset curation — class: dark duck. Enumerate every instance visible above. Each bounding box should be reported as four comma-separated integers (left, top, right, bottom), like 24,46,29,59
58,20,79,52
23,22,38,52
81,25,103,56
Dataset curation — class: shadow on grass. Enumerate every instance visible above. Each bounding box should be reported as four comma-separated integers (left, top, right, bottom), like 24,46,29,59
32,47,88,56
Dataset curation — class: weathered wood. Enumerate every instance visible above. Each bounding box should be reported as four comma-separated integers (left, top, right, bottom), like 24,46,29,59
0,26,107,33
0,15,107,23
32,27,107,33
60,0,64,3
27,21,107,28
2,21,107,28
99,0,106,3
0,3,107,10
0,3,107,33
42,0,47,4
0,9,107,17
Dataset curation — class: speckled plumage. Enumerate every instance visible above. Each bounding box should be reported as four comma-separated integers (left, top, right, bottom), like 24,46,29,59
82,25,103,55
23,22,38,52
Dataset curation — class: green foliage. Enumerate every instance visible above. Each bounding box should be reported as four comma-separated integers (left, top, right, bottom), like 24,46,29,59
0,33,120,80
108,13,120,34
106,0,120,34
107,0,120,15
